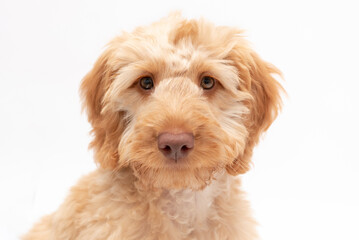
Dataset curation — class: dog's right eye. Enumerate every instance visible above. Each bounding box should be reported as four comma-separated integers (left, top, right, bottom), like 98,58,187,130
200,76,215,90
139,76,154,90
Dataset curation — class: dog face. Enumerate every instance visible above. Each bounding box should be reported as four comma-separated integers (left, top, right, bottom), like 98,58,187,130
80,15,282,189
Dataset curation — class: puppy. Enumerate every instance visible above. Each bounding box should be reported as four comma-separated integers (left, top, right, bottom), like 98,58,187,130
23,14,282,240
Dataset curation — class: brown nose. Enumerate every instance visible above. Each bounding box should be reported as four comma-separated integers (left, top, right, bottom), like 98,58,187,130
158,132,194,161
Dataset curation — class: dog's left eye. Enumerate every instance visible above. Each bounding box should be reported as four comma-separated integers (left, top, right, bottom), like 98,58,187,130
139,76,154,90
200,76,215,90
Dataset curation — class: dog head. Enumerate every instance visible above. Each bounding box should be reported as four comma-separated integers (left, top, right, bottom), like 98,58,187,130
80,14,282,189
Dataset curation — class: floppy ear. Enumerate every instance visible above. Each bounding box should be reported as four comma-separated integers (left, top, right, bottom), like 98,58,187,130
80,47,125,169
226,49,283,175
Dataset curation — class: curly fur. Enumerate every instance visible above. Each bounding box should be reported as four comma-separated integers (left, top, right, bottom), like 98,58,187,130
23,13,283,240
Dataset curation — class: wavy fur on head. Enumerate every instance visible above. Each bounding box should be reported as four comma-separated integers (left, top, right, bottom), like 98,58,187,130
23,13,282,240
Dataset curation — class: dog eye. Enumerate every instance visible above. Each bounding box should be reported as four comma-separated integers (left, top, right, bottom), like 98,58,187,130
200,76,215,90
139,76,154,90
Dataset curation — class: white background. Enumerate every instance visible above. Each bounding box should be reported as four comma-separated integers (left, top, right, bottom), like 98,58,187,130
1,0,358,239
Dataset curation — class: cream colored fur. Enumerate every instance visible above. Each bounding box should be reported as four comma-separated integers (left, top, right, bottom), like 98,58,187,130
24,169,256,240
23,13,283,240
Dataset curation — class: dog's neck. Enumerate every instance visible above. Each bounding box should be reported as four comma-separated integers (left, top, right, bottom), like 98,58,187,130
127,170,233,227
157,182,217,225
93,168,244,238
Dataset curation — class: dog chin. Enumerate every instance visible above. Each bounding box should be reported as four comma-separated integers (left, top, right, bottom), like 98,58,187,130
130,163,220,190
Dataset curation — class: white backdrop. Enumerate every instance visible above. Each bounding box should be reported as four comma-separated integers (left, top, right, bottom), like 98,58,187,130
1,0,358,239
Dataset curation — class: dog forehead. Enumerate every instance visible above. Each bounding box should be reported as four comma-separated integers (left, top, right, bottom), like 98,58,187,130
127,20,207,72
166,46,197,74
127,35,207,78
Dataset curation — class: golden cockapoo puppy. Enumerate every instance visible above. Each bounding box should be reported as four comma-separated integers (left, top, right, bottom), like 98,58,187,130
23,14,282,240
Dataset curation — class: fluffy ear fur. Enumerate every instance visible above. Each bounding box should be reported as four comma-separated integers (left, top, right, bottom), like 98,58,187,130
80,45,125,169
226,49,283,175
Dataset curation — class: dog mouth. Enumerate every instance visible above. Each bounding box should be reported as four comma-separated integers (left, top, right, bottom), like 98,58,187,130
130,160,220,190
125,131,229,189
162,157,192,169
